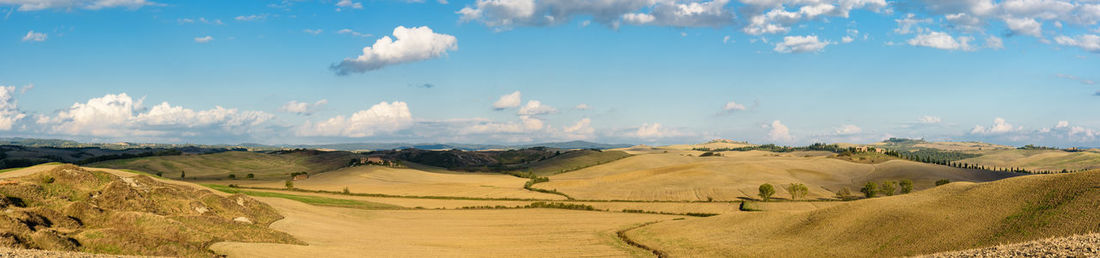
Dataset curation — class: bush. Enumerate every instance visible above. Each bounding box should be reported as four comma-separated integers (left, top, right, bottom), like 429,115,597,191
785,183,809,200
861,182,878,198
246,173,254,179
835,187,853,200
285,180,294,189
227,174,237,180
899,179,913,194
40,175,55,184
699,151,721,157
880,181,897,196
758,183,776,201
342,187,350,194
935,179,951,186
739,201,761,211
155,172,163,177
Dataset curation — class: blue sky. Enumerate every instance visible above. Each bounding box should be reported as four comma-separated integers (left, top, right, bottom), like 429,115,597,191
1,0,1098,147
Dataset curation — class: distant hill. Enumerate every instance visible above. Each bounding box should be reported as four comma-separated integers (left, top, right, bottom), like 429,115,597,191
289,140,631,151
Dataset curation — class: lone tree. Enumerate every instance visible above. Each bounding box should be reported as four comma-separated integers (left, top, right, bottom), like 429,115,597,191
880,181,898,196
246,173,255,179
285,180,294,189
758,183,776,201
180,171,186,179
860,182,879,198
785,183,809,200
228,174,237,180
899,179,913,194
835,187,853,200
935,179,951,186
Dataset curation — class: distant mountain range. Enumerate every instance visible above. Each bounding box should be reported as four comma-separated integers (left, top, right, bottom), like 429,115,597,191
2,137,633,151
281,140,634,151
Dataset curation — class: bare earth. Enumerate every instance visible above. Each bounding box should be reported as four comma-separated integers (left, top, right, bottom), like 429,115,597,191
922,233,1100,257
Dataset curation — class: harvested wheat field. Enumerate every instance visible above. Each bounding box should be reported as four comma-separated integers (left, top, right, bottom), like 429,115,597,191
626,170,1100,257
922,233,1100,257
210,197,682,257
960,149,1100,172
243,165,565,200
541,151,1016,201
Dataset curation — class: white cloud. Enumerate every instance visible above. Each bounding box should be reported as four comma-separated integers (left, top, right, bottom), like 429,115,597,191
1004,17,1042,37
0,86,26,130
907,31,973,51
517,100,556,116
178,17,222,25
337,29,372,37
492,91,522,110
21,30,46,42
280,99,328,115
1056,73,1095,85
574,103,590,110
842,36,854,43
234,14,267,22
4,0,156,11
634,123,675,139
298,101,413,137
39,93,272,138
1056,120,1070,128
835,124,862,135
742,0,886,35
459,0,735,30
722,101,746,112
331,26,457,75
194,35,213,43
564,118,593,134
767,120,793,142
919,115,942,124
303,29,323,35
985,35,1004,49
1055,34,1100,53
723,35,732,44
336,0,363,10
894,13,931,34
945,12,983,32
970,117,1021,134
774,35,831,53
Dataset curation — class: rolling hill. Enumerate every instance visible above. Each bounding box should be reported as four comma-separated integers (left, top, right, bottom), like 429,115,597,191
539,150,1018,201
87,150,362,180
626,169,1100,257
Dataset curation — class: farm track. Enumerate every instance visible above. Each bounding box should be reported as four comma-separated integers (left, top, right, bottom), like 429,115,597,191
616,221,670,258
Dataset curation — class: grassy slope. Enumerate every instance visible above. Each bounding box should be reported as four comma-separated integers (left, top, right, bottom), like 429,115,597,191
961,149,1100,172
87,151,357,180
205,184,405,210
541,150,1016,201
524,150,631,176
628,170,1100,257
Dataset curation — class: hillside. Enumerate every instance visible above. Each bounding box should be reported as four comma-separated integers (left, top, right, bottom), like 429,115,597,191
87,150,361,180
627,170,1100,257
0,164,299,256
959,149,1100,172
540,150,1018,201
523,149,631,176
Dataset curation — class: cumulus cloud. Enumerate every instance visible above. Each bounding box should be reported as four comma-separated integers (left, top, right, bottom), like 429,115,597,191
517,100,556,116
194,35,213,43
907,31,973,51
234,14,267,22
1004,17,1042,37
742,0,886,35
0,86,27,130
563,118,593,134
835,124,862,135
574,103,590,110
722,101,746,113
38,93,272,138
331,26,457,75
621,0,735,27
985,35,1004,49
21,30,46,42
767,120,793,142
492,91,522,110
774,35,831,53
970,117,1021,135
3,0,156,11
633,122,683,139
894,13,932,35
1055,34,1100,53
297,101,413,137
280,99,328,115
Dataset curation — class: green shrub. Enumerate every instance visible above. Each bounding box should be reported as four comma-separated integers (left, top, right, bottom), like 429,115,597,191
285,180,294,189
758,183,776,201
246,173,255,179
40,175,55,184
935,179,951,186
342,187,350,194
861,182,878,198
835,187,853,200
227,174,236,180
880,181,897,196
785,183,809,200
899,179,913,194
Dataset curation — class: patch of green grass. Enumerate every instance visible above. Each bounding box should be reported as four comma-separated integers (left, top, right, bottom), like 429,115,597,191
0,162,64,174
204,184,405,210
